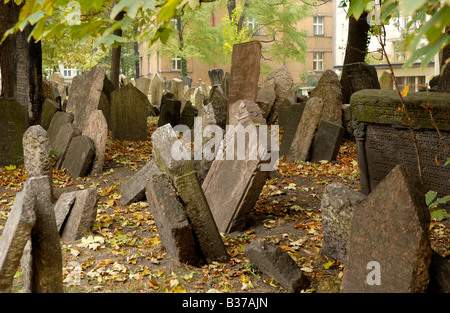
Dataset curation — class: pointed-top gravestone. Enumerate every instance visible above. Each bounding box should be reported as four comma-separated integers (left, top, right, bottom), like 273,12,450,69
265,66,294,124
81,110,108,175
341,165,432,293
23,125,52,189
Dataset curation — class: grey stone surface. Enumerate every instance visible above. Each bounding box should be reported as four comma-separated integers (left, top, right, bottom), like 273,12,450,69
158,93,181,128
53,191,77,232
119,160,160,205
265,66,294,124
40,99,59,130
279,103,305,157
208,68,224,87
208,86,228,129
310,120,345,162
150,73,163,109
81,110,108,175
60,135,95,178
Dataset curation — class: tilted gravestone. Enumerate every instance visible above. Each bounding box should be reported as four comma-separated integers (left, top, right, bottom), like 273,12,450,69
171,78,184,102
227,99,266,127
265,66,294,125
245,238,310,292
65,65,106,134
135,77,151,96
158,93,182,128
181,76,193,88
150,73,164,110
379,71,394,90
277,97,294,130
208,86,228,129
180,101,198,129
309,120,345,163
81,110,108,175
60,135,95,178
53,191,77,232
320,183,366,262
111,84,149,141
279,103,305,157
47,111,75,170
0,98,28,166
287,97,324,162
256,77,277,119
40,99,59,130
341,62,380,104
350,89,450,200
208,68,224,87
228,41,262,105
151,124,228,263
145,172,199,266
119,160,160,205
341,165,432,293
0,188,36,292
20,176,63,293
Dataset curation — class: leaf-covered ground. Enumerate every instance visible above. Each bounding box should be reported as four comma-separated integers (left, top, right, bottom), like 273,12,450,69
0,117,448,293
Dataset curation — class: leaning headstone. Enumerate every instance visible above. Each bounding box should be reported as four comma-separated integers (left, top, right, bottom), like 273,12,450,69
256,78,276,119
111,84,149,141
52,122,75,170
208,68,224,87
135,77,151,96
287,97,324,162
181,76,193,88
65,65,106,133
227,99,266,127
22,125,52,189
192,87,205,114
228,41,262,104
20,176,63,293
59,188,99,242
279,103,305,157
309,69,343,125
158,93,181,127
119,160,160,205
171,78,184,102
309,120,345,163
245,238,310,292
81,110,108,175
49,72,66,103
47,111,73,144
320,183,366,261
340,62,380,104
60,135,95,178
151,124,228,263
0,189,36,293
53,191,77,232
275,97,293,129
208,86,228,129
145,172,198,265
379,71,394,90
0,98,28,166
265,66,294,124
40,99,59,130
180,101,198,129
341,165,432,293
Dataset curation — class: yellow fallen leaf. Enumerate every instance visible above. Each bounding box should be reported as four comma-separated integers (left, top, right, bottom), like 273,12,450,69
400,84,410,97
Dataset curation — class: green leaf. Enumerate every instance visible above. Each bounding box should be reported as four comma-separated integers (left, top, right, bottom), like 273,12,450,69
158,0,180,23
347,0,372,20
324,260,335,270
4,165,16,171
430,209,450,222
425,191,438,206
445,158,450,167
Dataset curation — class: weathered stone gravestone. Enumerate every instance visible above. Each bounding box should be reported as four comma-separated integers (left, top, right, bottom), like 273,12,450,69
245,238,310,292
65,65,106,134
341,165,432,293
151,124,228,263
145,172,198,266
0,187,36,292
111,84,148,141
49,72,66,103
40,99,59,130
0,98,28,166
135,77,151,96
228,41,262,105
256,78,276,119
287,97,324,162
97,92,112,130
192,87,205,114
227,99,266,126
222,72,230,99
20,176,63,293
171,78,184,102
208,68,224,87
275,98,293,130
309,120,345,163
265,66,294,124
48,113,75,170
119,160,160,206
208,86,228,129
181,76,193,88
158,92,181,127
341,62,380,104
350,90,450,200
81,110,108,175
379,71,394,90
60,135,95,178
320,183,366,262
279,103,305,157
180,101,198,129
309,69,343,125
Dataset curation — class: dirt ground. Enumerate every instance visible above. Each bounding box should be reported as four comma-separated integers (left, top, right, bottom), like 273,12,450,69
0,117,448,294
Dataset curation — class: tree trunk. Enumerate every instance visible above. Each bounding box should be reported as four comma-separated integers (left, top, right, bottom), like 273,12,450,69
227,0,236,20
110,11,125,89
342,11,370,65
134,41,140,78
437,27,450,93
29,39,44,126
176,16,188,77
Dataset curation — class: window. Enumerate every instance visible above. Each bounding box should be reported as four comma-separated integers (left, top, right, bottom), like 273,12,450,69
245,17,259,35
63,66,72,77
171,56,181,71
313,16,324,35
313,52,324,71
396,76,426,92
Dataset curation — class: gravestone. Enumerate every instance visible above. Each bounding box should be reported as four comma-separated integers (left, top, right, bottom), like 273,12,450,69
180,101,198,129
59,188,99,242
341,165,432,293
22,125,52,189
52,122,75,170
208,86,228,129
181,76,193,88
256,78,276,119
42,78,58,103
309,69,343,125
20,176,63,293
0,98,28,166
320,183,366,261
151,124,228,263
0,189,35,292
228,41,262,104
245,238,310,292
379,71,394,90
277,97,294,130
193,87,205,114
287,97,324,162
135,77,151,96
265,66,294,124
145,172,198,265
158,93,181,127
81,110,108,175
221,72,230,98
350,89,450,200
47,111,73,144
171,78,184,102
40,99,59,130
208,68,224,87
98,91,112,131
111,84,148,141
279,103,305,157
310,120,345,162
341,62,380,104
65,65,106,133
228,99,266,127
119,160,160,205
53,191,77,232
60,135,95,178
49,72,66,103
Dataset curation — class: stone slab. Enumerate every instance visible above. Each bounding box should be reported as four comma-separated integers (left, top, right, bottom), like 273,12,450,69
279,103,305,157
81,110,108,175
119,160,160,205
341,62,380,104
310,120,345,162
60,135,95,178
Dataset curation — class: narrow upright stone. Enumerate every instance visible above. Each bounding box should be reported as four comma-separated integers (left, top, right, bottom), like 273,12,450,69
23,125,52,188
81,110,108,175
